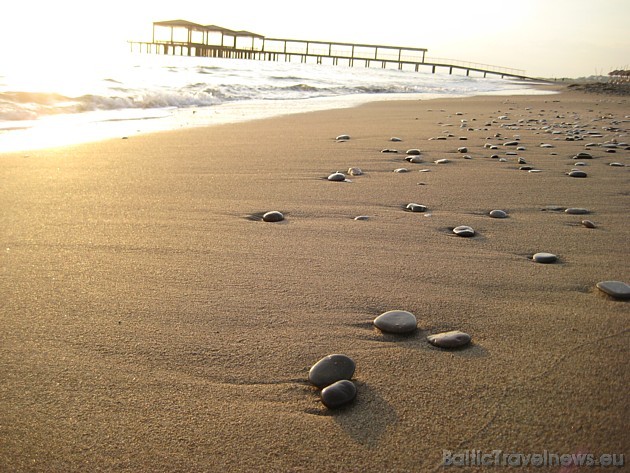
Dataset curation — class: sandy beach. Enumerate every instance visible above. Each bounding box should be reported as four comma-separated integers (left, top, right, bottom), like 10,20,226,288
1,88,628,472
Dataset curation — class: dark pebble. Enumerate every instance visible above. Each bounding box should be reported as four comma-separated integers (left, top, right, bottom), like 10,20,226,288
321,380,357,408
533,252,558,263
427,330,472,348
596,281,630,300
489,210,508,218
262,211,284,222
308,354,356,388
374,310,417,334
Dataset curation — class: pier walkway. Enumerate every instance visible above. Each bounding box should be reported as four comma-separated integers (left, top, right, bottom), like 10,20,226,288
129,20,535,81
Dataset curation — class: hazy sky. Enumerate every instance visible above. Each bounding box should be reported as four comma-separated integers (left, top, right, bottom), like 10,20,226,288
4,0,629,78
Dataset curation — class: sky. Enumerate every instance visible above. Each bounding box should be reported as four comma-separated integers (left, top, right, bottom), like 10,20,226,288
2,0,629,78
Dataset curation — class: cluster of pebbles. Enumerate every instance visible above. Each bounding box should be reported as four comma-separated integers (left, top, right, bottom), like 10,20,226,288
270,109,627,408
308,310,472,409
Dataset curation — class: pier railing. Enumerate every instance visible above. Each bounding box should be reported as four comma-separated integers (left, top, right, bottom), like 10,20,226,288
424,57,526,76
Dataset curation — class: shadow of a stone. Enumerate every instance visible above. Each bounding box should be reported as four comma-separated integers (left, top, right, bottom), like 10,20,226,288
330,381,398,449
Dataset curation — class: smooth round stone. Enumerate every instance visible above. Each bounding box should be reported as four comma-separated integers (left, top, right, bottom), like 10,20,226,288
457,147,468,153
519,166,534,171
427,330,472,348
308,354,356,388
434,159,450,164
540,143,554,148
573,162,587,166
528,169,542,173
518,157,527,164
489,209,508,218
565,208,589,215
596,281,630,300
568,170,587,178
327,172,346,181
348,167,363,176
262,211,284,222
406,203,427,212
581,220,596,228
394,168,409,173
321,380,357,408
336,134,350,141
453,225,475,237
354,215,370,221
405,156,424,163
374,310,417,334
503,140,519,146
609,162,625,167
406,148,421,155
533,252,558,263
574,152,592,159
381,148,398,153
390,137,403,142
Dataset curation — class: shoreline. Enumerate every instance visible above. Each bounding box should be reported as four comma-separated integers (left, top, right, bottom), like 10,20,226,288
1,88,628,472
0,83,557,154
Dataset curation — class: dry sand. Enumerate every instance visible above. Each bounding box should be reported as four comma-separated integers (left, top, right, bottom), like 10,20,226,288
1,88,628,472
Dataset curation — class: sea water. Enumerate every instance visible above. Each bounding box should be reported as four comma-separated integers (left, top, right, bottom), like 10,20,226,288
0,52,551,152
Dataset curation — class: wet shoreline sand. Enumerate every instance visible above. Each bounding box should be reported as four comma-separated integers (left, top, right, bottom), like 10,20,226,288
1,88,628,471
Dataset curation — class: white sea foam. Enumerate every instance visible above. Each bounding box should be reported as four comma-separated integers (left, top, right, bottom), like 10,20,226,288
0,52,553,152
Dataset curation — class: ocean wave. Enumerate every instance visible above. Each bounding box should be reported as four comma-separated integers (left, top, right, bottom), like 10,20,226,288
0,57,526,123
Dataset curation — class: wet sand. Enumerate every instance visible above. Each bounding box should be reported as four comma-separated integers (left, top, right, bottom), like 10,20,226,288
1,88,628,472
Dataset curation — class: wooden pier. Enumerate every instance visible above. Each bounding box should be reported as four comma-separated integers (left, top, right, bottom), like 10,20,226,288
129,19,534,81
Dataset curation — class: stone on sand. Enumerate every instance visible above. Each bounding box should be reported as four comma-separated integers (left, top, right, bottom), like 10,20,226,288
596,281,630,300
328,171,346,181
406,203,427,212
427,330,472,348
373,310,418,334
533,252,558,263
321,380,357,408
262,211,284,222
489,209,508,218
453,225,475,237
308,354,356,388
